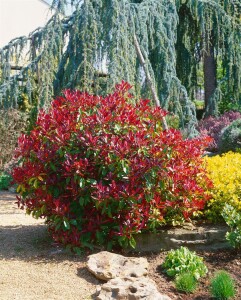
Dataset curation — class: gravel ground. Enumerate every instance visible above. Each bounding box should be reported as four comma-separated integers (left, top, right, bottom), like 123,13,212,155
0,191,99,300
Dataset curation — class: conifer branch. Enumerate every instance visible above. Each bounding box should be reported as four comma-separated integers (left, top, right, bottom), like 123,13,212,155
133,34,168,130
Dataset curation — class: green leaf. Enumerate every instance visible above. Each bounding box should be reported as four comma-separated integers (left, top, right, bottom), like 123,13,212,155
79,197,85,206
107,205,112,218
63,219,70,230
70,219,78,226
40,205,46,214
129,236,136,249
79,178,85,188
87,178,97,185
96,231,104,244
107,241,113,251
50,162,57,172
33,179,38,189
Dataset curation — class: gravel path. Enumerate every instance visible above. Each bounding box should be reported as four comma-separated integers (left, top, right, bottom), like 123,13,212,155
0,191,99,300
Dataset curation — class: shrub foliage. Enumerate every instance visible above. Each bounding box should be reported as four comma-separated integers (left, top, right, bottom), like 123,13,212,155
0,172,12,190
222,204,241,249
12,82,212,250
218,119,241,153
0,109,28,172
204,152,241,221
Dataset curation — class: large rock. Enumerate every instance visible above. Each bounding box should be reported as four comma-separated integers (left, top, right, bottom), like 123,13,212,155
96,276,172,300
87,251,148,280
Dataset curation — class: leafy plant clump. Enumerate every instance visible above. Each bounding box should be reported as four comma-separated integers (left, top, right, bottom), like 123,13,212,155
218,119,241,153
222,204,241,249
174,272,198,294
12,82,212,250
0,172,12,190
204,152,241,222
210,270,236,299
197,111,241,152
162,246,208,280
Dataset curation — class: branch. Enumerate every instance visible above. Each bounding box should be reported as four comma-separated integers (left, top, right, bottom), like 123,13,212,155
133,34,168,130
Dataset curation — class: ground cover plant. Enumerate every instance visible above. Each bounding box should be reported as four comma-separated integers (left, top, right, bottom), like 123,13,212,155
12,82,212,251
204,152,241,222
162,246,208,280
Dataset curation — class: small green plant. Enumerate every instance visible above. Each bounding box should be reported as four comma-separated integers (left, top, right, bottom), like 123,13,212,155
210,270,236,299
174,272,197,293
222,204,241,249
162,246,208,280
0,172,12,190
194,99,204,110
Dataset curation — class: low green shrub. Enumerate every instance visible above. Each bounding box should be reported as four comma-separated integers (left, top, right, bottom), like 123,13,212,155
210,270,236,299
0,172,12,190
222,204,241,249
218,119,241,153
174,272,197,293
162,246,208,280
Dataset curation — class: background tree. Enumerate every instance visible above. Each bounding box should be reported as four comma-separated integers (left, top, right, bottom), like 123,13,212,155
0,0,240,135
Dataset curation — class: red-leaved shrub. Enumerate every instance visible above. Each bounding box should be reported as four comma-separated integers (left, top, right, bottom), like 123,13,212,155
12,82,212,250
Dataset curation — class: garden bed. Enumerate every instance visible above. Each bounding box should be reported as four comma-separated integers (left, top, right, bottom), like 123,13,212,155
1,191,240,299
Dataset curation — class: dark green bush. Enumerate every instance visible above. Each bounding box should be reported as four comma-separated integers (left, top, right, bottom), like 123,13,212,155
218,119,241,153
0,172,12,190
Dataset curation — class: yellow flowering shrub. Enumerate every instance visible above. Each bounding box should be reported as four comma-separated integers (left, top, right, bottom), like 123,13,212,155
204,152,241,221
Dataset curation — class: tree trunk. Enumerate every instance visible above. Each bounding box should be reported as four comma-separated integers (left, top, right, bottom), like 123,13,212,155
203,40,217,116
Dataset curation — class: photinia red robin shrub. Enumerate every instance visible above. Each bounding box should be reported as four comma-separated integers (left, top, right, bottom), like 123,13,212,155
12,82,212,250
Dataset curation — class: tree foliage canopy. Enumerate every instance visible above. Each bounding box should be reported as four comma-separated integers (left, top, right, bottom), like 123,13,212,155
0,0,240,135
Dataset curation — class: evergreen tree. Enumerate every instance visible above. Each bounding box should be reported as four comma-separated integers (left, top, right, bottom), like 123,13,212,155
0,0,240,135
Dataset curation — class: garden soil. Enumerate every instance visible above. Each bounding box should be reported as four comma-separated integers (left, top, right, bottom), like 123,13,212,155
0,191,240,300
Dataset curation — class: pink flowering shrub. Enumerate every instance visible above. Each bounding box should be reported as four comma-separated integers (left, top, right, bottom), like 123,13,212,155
197,111,241,152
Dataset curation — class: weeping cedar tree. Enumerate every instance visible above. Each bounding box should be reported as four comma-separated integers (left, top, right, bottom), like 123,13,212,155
0,0,240,135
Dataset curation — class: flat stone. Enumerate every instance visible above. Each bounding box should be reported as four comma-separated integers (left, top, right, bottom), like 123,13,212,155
96,276,172,300
87,251,148,280
127,225,230,252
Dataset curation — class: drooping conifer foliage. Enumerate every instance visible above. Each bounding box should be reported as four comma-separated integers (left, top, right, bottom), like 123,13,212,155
0,0,240,134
